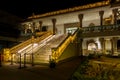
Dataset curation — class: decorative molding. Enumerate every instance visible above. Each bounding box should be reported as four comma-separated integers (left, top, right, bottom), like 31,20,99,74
27,0,110,19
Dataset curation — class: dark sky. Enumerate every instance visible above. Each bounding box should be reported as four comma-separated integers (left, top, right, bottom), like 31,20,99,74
0,0,104,19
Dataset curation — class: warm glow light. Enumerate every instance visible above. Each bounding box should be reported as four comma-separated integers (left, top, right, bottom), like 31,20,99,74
52,29,78,62
88,43,96,50
4,48,10,54
27,0,110,19
18,44,32,53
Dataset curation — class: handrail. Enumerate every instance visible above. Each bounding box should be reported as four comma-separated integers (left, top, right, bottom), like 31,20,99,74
9,31,52,54
82,24,120,33
18,33,53,56
51,28,79,62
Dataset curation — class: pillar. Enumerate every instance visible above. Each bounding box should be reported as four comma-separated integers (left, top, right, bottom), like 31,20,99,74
24,24,27,34
111,37,118,55
77,38,83,56
78,14,84,28
112,8,118,25
99,38,105,54
39,21,42,31
99,10,104,26
52,18,56,35
32,22,36,34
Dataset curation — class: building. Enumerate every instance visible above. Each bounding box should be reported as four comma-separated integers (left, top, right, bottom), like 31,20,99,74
20,0,120,57
3,0,120,64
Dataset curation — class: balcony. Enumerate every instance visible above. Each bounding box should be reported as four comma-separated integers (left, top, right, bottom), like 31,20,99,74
81,24,120,38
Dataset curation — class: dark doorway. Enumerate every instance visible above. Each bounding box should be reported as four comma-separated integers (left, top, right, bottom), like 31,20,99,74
117,40,120,51
117,19,120,24
42,26,47,31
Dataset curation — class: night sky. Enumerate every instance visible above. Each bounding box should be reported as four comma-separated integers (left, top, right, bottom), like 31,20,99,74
0,0,104,19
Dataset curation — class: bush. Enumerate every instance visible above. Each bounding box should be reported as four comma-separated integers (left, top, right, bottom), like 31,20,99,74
88,53,101,59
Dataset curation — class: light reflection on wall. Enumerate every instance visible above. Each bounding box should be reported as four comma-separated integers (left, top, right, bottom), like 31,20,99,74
88,43,96,50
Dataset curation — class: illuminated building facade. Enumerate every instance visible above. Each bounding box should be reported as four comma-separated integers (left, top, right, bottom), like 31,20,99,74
21,0,120,57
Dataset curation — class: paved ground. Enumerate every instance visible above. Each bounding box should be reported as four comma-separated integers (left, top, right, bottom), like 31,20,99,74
0,57,81,80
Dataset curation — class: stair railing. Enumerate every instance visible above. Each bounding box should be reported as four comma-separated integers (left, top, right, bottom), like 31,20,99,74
51,29,79,63
8,31,52,55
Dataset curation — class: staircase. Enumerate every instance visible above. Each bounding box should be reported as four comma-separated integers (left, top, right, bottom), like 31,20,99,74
17,34,68,64
3,31,52,61
33,34,68,64
17,29,79,64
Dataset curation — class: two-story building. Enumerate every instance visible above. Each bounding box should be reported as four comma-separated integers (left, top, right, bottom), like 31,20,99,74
21,0,120,56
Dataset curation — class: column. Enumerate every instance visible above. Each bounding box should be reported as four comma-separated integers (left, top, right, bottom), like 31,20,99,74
99,38,105,54
52,18,56,35
111,37,118,55
112,8,118,25
78,38,83,56
78,14,84,28
32,22,35,34
39,21,42,31
99,10,104,26
24,24,27,34
25,29,27,34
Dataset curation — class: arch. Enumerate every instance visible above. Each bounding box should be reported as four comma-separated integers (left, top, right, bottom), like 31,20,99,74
89,23,95,27
87,39,98,51
88,43,97,51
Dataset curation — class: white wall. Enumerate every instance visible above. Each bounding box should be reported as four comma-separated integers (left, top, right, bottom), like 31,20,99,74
47,25,53,32
56,24,64,34
83,19,100,27
47,24,64,34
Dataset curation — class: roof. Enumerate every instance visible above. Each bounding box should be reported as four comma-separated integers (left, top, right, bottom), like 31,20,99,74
27,0,110,20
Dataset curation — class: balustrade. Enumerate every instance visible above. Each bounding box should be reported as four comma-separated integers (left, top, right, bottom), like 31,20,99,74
82,24,120,33
51,29,79,62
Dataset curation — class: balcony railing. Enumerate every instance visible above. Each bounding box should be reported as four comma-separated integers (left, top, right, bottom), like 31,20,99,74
82,24,120,33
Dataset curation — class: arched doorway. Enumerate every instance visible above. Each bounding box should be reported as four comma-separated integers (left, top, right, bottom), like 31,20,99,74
87,39,98,54
88,43,97,51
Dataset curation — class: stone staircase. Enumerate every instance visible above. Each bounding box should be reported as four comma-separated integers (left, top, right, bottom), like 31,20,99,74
16,34,68,64
33,34,68,64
